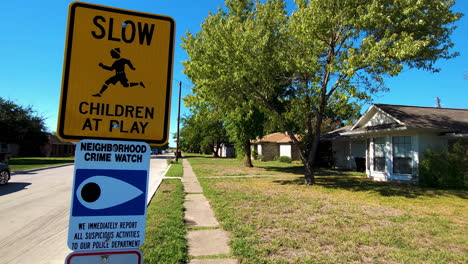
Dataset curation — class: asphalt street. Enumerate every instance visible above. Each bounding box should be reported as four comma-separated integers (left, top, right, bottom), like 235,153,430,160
0,154,170,264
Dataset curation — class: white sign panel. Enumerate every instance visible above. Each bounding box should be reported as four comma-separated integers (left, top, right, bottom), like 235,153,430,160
65,250,142,264
68,139,150,251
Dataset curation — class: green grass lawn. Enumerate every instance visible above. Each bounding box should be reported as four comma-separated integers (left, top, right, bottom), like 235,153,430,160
185,155,467,264
165,161,183,177
140,179,188,263
8,157,75,171
185,153,304,177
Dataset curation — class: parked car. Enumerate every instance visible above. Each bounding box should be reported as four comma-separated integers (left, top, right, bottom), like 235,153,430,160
0,162,11,185
151,149,160,155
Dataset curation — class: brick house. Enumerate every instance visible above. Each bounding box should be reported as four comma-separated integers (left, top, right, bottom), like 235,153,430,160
251,132,301,161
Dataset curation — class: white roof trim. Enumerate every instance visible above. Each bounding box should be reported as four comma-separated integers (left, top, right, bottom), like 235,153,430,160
351,104,404,131
343,126,408,136
373,104,405,125
443,133,468,138
351,105,376,130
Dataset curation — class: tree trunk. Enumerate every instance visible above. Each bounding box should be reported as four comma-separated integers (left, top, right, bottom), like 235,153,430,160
304,160,316,185
304,135,321,185
243,139,253,167
212,144,219,158
287,131,316,185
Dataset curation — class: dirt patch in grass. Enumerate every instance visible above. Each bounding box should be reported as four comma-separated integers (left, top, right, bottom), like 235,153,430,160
360,205,403,217
187,155,305,177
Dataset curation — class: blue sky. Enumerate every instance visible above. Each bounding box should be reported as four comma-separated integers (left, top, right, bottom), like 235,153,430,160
1,0,467,147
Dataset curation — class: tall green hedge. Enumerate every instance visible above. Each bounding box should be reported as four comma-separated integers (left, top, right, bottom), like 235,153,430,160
419,143,466,189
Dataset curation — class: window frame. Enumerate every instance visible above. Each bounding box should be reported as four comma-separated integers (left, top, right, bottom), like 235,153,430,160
392,136,412,175
373,137,386,172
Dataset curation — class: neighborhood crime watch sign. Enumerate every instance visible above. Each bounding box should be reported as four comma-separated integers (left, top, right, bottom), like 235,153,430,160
58,2,175,145
68,139,150,251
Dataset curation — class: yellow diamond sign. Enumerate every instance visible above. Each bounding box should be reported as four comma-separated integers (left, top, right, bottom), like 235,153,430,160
58,2,174,145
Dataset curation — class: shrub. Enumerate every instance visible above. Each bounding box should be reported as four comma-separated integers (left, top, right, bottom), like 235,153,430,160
257,155,265,161
252,148,259,160
419,143,466,189
278,156,292,163
166,158,179,165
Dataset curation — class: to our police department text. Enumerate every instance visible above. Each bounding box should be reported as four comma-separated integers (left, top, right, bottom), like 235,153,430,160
71,221,142,250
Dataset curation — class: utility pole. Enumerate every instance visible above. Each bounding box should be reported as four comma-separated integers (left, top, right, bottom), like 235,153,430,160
175,81,182,162
435,97,441,108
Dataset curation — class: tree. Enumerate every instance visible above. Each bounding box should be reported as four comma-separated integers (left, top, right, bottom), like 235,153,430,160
179,96,228,156
179,115,203,153
225,101,265,167
283,0,461,184
0,97,48,156
183,0,461,184
183,0,286,166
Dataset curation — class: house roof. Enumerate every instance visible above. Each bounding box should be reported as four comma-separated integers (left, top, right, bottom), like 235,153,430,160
320,125,353,140
252,132,293,143
48,134,75,145
373,104,468,131
344,104,468,136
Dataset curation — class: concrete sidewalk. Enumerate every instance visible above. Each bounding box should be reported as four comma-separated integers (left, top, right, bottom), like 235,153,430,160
182,159,237,264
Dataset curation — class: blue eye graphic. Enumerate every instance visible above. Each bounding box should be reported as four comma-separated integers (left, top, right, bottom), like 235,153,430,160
76,176,144,210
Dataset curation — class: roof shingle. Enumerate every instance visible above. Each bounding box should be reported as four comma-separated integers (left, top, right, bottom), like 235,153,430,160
373,104,468,132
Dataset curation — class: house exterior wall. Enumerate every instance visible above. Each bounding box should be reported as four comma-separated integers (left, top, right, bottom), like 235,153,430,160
220,144,236,158
331,139,366,170
0,143,20,161
0,143,20,156
261,142,279,161
331,104,468,183
367,133,420,182
332,140,349,169
279,144,291,157
253,141,301,162
419,134,448,153
291,144,301,161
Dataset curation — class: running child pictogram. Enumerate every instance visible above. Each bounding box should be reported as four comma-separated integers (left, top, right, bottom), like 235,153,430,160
92,48,146,97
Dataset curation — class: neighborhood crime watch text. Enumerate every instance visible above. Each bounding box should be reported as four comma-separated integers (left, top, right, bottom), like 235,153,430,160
80,142,147,163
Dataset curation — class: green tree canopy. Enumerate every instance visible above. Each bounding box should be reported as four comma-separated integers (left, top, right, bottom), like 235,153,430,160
182,0,461,184
0,97,48,156
179,95,228,156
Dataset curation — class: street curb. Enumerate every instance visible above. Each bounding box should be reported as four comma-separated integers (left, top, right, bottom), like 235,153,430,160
146,163,172,206
11,163,74,175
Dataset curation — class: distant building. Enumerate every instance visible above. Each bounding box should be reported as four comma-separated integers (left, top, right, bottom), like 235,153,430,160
219,142,236,158
41,134,76,157
251,132,301,161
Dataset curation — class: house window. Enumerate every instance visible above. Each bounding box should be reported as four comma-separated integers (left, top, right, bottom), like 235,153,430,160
0,144,9,153
393,136,412,174
373,137,386,171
